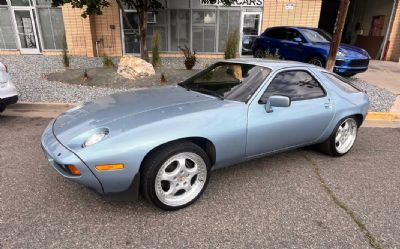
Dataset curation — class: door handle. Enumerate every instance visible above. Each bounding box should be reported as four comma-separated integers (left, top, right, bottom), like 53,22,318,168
324,102,332,109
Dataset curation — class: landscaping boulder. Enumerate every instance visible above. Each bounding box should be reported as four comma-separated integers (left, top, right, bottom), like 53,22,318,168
117,55,155,80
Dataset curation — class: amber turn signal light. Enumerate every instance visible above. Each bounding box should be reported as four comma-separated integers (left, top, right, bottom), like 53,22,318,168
66,165,81,175
95,164,124,171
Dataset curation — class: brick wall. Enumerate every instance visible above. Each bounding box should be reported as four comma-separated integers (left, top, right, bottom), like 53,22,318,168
93,1,123,57
262,0,322,31
386,1,400,62
62,4,96,56
62,2,123,57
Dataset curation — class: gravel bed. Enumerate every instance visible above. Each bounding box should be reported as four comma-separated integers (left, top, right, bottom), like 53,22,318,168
348,77,396,112
0,55,396,111
0,55,218,104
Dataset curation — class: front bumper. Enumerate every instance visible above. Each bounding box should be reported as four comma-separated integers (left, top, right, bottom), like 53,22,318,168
0,95,18,111
41,120,140,201
41,120,104,194
334,59,369,75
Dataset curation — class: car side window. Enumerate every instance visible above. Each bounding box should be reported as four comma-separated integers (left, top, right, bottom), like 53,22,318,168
264,28,285,39
284,29,304,42
260,70,326,103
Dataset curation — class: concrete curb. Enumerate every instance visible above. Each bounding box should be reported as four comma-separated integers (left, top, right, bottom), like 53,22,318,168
9,101,78,110
366,112,400,121
6,103,400,122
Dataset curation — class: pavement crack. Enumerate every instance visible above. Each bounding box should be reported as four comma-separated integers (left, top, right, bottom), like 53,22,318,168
303,153,382,249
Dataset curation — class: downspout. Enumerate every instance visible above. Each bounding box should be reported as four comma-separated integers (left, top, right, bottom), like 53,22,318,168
380,0,399,60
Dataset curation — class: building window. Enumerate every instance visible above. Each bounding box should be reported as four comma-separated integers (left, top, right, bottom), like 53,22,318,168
218,10,240,52
192,10,216,52
122,12,140,53
37,8,65,49
0,8,17,49
10,0,30,6
170,9,190,51
146,9,168,51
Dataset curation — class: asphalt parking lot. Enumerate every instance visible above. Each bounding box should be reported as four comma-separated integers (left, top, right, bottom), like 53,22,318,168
0,115,399,249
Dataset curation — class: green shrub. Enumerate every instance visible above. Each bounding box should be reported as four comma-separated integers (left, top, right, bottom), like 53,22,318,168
102,55,114,68
179,45,196,70
151,30,161,68
224,29,240,59
262,48,284,60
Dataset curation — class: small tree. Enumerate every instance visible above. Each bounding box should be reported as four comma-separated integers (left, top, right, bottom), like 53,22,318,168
224,29,239,59
151,30,161,68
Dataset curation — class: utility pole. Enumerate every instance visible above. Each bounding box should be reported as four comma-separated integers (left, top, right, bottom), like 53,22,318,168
326,0,350,71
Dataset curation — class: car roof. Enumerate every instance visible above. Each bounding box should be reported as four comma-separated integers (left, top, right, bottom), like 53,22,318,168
216,58,323,71
266,26,320,31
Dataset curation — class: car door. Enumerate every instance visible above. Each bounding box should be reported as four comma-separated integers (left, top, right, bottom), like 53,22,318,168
246,68,335,157
279,28,305,61
262,27,286,55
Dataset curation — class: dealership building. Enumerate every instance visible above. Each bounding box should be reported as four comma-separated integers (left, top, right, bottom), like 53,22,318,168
0,0,399,62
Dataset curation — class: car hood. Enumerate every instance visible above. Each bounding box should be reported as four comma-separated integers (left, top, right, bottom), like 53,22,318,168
52,86,215,142
313,42,370,58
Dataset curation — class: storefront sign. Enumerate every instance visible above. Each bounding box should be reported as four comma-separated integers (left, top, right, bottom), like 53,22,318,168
284,3,295,10
200,0,263,7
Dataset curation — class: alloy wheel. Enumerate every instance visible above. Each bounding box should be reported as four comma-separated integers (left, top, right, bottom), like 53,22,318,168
335,118,357,154
155,152,207,207
309,58,324,67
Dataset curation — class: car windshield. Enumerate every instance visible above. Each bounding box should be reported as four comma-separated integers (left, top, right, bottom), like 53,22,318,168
179,63,271,103
301,29,332,43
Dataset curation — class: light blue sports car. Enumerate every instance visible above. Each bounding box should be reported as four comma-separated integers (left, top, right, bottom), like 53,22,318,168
41,59,369,210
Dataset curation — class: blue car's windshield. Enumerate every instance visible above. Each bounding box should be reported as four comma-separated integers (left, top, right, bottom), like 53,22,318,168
179,63,271,103
301,29,332,43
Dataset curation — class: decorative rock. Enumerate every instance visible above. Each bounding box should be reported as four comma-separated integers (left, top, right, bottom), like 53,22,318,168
117,55,155,80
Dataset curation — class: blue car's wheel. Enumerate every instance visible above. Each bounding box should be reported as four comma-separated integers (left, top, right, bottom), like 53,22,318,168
308,56,326,68
141,141,211,210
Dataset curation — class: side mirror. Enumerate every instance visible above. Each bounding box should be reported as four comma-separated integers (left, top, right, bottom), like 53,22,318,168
265,95,291,113
293,37,302,43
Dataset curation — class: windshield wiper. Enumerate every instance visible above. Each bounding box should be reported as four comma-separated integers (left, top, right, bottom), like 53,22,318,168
193,88,224,100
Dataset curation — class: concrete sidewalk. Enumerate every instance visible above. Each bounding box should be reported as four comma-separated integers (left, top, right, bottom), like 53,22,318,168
357,60,400,112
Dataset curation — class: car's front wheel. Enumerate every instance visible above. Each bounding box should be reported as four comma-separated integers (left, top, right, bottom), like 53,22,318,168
308,56,326,68
141,141,210,210
318,117,359,157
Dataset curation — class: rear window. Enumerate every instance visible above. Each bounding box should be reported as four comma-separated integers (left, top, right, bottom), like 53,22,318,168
323,73,361,93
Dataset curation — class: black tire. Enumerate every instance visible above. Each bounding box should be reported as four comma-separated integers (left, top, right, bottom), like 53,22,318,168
253,48,266,58
140,141,211,211
308,56,326,68
0,105,5,113
317,116,358,157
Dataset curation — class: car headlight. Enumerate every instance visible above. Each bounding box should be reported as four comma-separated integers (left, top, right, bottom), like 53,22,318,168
83,130,108,148
336,50,347,57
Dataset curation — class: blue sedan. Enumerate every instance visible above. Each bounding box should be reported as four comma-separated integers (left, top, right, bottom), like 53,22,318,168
41,59,369,210
252,26,370,76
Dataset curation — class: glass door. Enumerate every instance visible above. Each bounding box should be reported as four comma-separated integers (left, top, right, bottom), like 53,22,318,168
240,12,262,56
121,11,140,54
13,9,40,54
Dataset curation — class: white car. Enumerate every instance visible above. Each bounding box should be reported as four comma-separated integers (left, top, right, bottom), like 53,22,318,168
0,62,18,112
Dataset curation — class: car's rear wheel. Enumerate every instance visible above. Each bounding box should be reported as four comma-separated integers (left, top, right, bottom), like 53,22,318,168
318,117,358,157
308,56,325,68
254,48,266,58
141,141,210,211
